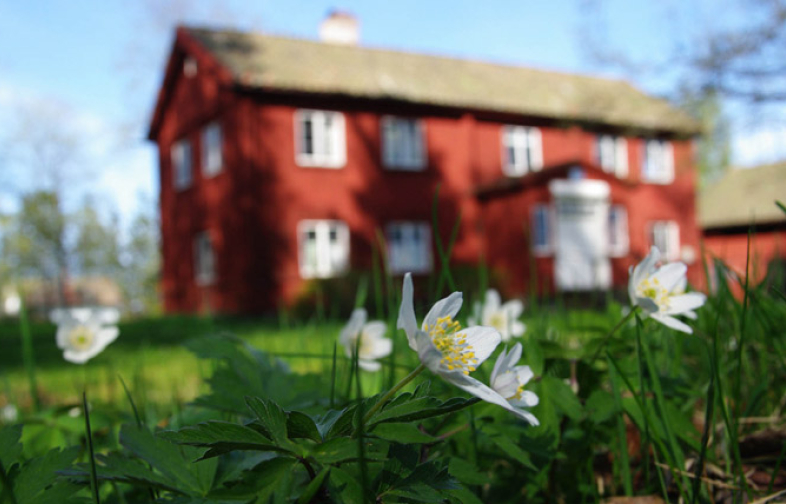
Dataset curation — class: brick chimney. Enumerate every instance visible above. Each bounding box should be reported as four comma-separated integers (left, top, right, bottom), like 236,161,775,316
319,11,359,45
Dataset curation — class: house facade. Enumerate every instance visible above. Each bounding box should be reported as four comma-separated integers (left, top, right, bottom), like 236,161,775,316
700,162,786,293
148,19,702,314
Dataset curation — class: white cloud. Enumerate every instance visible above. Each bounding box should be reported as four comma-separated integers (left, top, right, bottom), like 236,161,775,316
732,124,786,168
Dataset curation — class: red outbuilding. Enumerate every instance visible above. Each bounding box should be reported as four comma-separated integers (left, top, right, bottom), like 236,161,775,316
148,16,703,314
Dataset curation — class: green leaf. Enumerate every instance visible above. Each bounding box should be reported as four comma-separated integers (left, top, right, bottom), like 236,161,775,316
309,437,389,465
60,454,185,494
446,486,484,504
448,458,487,486
327,466,365,504
120,424,216,495
12,446,80,504
776,200,786,215
541,376,582,420
585,389,617,424
287,411,321,442
209,457,298,501
160,421,283,458
245,397,289,447
0,424,23,470
296,467,329,504
369,395,479,426
482,425,537,471
371,423,437,444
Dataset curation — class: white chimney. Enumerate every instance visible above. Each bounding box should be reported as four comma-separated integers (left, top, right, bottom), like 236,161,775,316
319,11,359,45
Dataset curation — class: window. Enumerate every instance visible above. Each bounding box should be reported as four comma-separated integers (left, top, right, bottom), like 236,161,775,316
650,221,680,261
642,140,674,184
381,117,426,170
201,122,223,177
295,110,346,168
531,204,552,256
596,135,628,178
298,220,350,278
171,139,192,190
502,126,543,176
608,205,629,257
194,231,216,285
386,222,432,274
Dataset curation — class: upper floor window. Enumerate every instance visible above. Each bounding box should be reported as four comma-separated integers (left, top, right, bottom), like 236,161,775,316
386,222,432,274
194,231,216,285
171,139,192,191
295,110,346,168
502,126,543,176
650,220,680,261
381,117,426,170
608,205,629,257
642,140,674,184
531,203,552,256
201,122,223,177
298,220,349,278
596,135,628,178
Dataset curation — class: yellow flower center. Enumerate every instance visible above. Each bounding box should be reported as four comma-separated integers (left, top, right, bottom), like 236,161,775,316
425,315,478,375
68,326,95,351
636,278,669,310
488,313,506,333
508,383,526,401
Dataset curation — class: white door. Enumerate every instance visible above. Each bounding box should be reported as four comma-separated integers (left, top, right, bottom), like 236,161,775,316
550,180,611,291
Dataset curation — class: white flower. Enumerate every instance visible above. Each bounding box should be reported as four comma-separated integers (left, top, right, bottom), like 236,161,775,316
50,307,120,364
468,289,526,341
1,404,18,423
629,246,706,334
489,343,539,425
339,308,392,372
397,274,538,422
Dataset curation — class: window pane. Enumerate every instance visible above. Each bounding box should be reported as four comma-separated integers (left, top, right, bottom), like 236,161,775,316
302,116,314,155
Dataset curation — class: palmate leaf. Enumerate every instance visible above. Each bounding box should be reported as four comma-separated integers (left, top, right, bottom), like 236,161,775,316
160,421,286,459
371,422,438,444
0,424,23,470
61,454,187,495
119,424,218,496
309,437,389,465
208,457,300,501
8,446,82,504
245,397,289,447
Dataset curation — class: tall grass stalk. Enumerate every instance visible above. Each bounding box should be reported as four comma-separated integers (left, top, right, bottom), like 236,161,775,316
430,183,458,296
607,354,632,496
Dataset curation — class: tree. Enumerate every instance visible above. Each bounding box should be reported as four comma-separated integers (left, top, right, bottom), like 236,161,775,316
73,197,123,277
119,196,160,314
676,86,732,186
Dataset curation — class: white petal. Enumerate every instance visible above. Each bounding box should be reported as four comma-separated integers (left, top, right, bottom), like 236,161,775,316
664,293,706,315
466,316,477,327
96,327,119,347
97,307,120,325
491,370,520,397
340,308,366,347
502,299,524,319
366,337,393,360
415,330,443,374
397,274,419,351
63,345,102,364
634,296,659,314
460,326,501,366
510,390,540,408
629,247,659,302
652,314,693,334
514,365,534,386
652,262,688,291
511,321,526,337
362,320,386,340
449,373,539,425
485,289,501,312
422,292,463,331
358,359,381,372
683,310,698,320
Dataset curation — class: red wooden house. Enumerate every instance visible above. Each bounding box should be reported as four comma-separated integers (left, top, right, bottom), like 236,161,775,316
148,16,702,314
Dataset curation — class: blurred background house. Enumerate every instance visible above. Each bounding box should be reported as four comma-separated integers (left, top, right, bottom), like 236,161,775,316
149,13,702,315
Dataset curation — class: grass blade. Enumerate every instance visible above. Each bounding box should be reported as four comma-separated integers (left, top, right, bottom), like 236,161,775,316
607,354,632,496
83,391,101,504
19,296,40,412
118,375,143,428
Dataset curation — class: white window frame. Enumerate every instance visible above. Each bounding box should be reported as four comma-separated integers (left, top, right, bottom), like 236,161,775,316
596,135,628,178
531,203,553,256
642,139,674,184
381,116,426,170
294,110,346,168
194,231,216,285
171,139,192,191
386,221,432,274
297,220,350,279
201,121,223,177
502,125,543,176
608,205,629,258
650,221,680,262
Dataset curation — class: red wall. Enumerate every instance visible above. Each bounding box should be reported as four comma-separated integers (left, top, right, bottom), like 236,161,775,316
152,35,702,314
702,228,786,293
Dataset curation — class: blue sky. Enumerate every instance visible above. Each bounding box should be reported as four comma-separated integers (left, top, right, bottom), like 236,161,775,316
1,0,783,220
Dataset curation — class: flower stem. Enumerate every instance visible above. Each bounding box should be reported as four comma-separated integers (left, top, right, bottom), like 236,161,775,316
589,306,640,363
362,363,426,424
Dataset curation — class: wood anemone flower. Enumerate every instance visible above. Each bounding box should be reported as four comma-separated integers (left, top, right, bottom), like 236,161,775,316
628,246,707,334
489,343,539,425
397,273,538,422
339,308,392,372
468,288,526,342
50,307,120,364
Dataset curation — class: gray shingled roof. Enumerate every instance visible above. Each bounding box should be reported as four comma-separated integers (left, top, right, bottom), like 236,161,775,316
699,162,786,229
186,26,701,135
